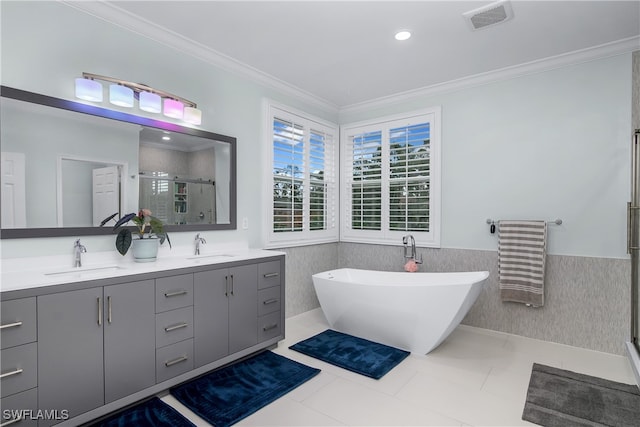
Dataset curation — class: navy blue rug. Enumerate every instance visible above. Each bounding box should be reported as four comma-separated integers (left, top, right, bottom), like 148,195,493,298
289,329,410,379
90,396,195,427
170,350,320,427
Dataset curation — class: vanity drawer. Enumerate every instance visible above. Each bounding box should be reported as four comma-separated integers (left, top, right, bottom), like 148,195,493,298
1,298,36,350
258,261,281,290
0,342,37,398
156,274,193,313
0,387,38,427
258,286,281,317
156,339,194,383
258,312,282,343
156,306,194,349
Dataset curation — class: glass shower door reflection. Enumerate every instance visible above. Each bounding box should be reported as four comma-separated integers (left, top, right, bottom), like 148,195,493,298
629,130,640,387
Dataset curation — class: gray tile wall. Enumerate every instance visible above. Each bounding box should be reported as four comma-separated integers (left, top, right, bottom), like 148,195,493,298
281,242,630,355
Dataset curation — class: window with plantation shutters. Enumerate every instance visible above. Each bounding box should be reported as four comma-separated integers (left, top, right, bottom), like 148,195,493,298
265,102,338,247
341,107,441,247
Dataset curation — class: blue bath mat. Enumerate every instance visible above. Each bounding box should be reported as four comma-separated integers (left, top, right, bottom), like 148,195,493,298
289,329,410,379
90,396,195,427
170,350,320,427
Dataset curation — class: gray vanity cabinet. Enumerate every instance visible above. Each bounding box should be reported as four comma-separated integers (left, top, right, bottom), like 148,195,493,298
194,263,258,368
37,287,105,426
37,280,156,425
103,280,156,403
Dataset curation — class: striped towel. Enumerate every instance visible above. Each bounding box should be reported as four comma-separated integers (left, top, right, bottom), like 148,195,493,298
498,220,547,307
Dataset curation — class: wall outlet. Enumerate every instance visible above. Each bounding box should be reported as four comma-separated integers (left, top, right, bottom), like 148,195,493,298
242,217,249,229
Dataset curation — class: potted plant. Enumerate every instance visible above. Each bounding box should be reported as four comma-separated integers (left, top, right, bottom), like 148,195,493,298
112,209,171,262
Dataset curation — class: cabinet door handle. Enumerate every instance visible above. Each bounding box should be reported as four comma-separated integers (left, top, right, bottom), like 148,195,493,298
263,323,278,332
0,415,24,427
225,276,229,297
230,274,234,296
263,272,279,278
263,298,278,305
97,297,102,326
164,290,188,298
107,296,112,324
0,321,22,330
0,368,23,379
164,322,189,332
165,355,188,367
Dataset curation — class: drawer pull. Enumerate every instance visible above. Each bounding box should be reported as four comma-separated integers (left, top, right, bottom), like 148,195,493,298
263,323,278,332
0,415,24,427
263,298,279,305
165,355,188,367
164,322,189,332
164,290,188,298
0,321,22,330
0,368,23,379
263,272,279,278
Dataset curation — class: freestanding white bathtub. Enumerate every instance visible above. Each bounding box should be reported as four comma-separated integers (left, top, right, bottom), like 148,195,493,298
312,268,489,354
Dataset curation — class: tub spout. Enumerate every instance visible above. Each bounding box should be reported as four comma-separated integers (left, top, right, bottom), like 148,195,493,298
402,235,422,264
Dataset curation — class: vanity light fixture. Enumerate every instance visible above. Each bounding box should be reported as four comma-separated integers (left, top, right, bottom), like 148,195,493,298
139,91,162,113
109,84,134,108
74,78,103,102
163,98,184,119
74,72,203,125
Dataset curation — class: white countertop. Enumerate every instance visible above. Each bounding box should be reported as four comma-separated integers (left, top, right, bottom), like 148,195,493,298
1,242,285,293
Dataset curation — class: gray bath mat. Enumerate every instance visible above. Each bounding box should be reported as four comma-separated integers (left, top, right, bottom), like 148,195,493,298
522,363,640,426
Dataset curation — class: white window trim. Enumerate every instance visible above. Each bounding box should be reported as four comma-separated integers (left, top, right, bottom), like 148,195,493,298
263,100,339,248
340,107,441,248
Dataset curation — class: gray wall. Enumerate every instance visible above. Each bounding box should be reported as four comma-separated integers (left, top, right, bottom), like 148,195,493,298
282,243,630,356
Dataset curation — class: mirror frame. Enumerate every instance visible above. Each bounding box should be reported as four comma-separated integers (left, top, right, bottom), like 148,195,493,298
0,86,237,239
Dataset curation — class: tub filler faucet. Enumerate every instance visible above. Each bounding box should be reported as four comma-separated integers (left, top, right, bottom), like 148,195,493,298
73,239,87,268
194,233,207,255
402,235,423,264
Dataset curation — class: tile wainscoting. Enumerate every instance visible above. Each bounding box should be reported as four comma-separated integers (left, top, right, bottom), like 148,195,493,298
275,243,339,318
279,243,630,356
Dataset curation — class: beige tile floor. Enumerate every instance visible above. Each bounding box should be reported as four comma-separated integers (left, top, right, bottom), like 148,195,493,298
162,308,637,426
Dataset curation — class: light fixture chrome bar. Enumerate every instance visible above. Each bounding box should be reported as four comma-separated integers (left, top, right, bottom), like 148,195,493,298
81,72,197,108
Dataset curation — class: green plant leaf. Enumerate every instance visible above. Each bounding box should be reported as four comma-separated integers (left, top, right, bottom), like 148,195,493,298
149,216,164,234
158,233,172,249
115,229,132,255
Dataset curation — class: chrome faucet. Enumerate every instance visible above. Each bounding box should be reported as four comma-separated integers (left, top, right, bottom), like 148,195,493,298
402,235,423,264
73,239,87,268
194,233,207,255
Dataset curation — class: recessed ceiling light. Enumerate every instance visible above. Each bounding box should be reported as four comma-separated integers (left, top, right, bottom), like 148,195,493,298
395,30,411,41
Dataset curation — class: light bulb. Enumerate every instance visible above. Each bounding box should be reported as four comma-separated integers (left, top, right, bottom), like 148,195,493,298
183,107,202,125
109,84,134,107
139,91,161,113
163,98,184,119
75,78,103,102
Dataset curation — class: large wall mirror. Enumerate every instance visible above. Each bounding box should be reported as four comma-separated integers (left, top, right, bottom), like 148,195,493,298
0,86,236,238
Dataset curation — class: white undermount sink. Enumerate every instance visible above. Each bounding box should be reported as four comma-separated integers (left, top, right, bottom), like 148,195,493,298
44,265,125,278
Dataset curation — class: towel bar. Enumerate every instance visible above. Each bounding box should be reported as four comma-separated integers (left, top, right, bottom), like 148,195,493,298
486,218,562,234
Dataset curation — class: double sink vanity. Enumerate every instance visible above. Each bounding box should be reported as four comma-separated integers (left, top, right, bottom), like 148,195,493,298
0,85,286,425
1,247,286,426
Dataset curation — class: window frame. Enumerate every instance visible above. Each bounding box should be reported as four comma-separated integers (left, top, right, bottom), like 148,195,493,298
264,100,339,248
340,107,441,247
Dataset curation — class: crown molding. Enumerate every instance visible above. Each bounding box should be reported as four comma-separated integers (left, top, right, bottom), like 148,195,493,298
61,1,340,115
340,36,640,116
61,2,638,118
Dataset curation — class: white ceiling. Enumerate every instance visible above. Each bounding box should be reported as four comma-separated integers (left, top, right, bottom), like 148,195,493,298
77,1,639,109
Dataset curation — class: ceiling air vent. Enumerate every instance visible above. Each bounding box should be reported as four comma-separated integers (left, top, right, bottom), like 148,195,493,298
463,0,514,31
